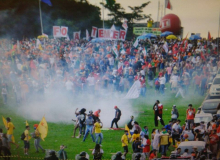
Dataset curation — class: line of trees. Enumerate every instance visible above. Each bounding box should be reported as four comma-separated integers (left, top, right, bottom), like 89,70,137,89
0,0,151,40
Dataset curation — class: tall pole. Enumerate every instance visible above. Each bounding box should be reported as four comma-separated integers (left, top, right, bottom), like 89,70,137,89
164,0,166,17
161,4,163,20
102,0,105,28
157,0,160,27
39,0,44,35
217,11,220,55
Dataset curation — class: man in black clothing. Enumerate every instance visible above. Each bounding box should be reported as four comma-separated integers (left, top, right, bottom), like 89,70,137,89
111,106,121,128
153,100,165,127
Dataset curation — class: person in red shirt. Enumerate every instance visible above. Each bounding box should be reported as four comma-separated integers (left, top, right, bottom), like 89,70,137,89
186,104,196,130
140,76,146,97
142,135,151,158
149,149,157,160
193,73,202,94
94,109,101,121
209,130,219,155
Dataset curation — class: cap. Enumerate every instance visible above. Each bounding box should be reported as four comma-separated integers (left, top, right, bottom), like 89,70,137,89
80,151,86,156
173,105,176,107
114,106,117,109
33,124,38,128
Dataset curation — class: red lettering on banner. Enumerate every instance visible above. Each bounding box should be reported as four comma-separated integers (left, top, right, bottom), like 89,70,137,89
104,29,111,39
98,29,104,38
112,30,119,40
53,26,60,37
74,32,80,40
91,27,97,38
61,27,67,36
119,30,126,40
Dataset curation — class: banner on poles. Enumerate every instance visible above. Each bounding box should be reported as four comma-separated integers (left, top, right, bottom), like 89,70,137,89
53,26,68,38
73,31,81,40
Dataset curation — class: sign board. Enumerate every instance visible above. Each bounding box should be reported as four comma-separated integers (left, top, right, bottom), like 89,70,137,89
133,27,161,36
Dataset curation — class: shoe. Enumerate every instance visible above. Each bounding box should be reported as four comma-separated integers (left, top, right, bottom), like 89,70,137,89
71,136,75,138
25,153,29,155
99,144,102,147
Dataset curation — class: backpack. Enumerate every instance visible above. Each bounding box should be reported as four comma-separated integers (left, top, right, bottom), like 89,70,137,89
21,132,25,140
155,80,160,85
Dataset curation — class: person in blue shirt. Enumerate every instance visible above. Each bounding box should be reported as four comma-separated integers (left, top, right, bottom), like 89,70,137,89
164,121,173,133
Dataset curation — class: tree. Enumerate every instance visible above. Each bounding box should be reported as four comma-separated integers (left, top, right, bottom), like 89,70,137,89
0,0,102,39
100,1,151,39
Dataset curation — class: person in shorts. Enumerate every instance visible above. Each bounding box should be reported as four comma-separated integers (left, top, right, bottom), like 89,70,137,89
6,117,19,149
121,130,129,158
24,126,30,155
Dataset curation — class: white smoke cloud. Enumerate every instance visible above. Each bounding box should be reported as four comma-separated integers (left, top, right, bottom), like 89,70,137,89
16,88,137,128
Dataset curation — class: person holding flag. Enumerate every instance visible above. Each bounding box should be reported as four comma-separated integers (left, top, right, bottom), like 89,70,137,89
5,117,19,149
33,124,45,153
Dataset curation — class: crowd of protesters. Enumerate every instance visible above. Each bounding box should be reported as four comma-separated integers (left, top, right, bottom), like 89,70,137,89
0,36,219,103
0,35,220,160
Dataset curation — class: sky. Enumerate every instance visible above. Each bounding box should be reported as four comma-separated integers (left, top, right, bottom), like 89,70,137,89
88,0,220,38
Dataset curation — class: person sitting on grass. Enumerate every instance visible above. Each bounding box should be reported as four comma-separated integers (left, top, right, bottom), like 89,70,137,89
92,144,103,160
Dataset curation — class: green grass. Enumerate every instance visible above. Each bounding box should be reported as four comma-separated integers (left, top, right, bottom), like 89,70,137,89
0,84,205,160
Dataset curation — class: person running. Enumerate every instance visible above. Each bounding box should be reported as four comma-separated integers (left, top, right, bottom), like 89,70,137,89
111,106,121,128
153,100,165,127
6,117,19,149
83,113,95,142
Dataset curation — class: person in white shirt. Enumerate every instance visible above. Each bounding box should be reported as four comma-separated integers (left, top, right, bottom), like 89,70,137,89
87,74,95,93
172,120,181,146
159,75,166,95
65,79,73,94
1,86,7,104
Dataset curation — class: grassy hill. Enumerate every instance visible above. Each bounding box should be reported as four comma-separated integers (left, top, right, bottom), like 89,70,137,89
0,85,205,160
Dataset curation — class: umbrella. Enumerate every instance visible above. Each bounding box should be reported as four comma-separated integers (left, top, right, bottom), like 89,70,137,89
160,31,173,37
137,35,147,40
91,38,104,43
37,35,48,39
189,35,202,40
142,33,157,39
166,35,177,40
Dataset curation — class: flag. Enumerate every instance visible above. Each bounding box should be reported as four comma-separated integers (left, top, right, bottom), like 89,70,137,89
142,47,147,56
110,24,116,39
125,125,131,138
2,116,7,128
182,33,189,45
38,116,48,141
41,0,52,6
26,120,29,126
2,116,15,142
112,43,118,58
163,42,168,53
118,66,123,74
133,38,139,48
36,39,43,50
122,19,128,30
86,29,90,41
201,52,206,61
124,80,141,99
165,0,172,10
208,31,211,41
